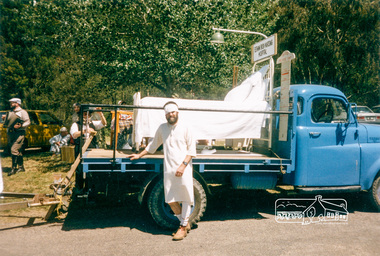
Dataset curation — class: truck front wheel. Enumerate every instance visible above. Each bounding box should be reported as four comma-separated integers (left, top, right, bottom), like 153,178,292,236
147,178,207,230
369,175,380,211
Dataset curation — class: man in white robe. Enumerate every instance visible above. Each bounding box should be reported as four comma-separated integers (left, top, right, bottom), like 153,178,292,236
128,101,196,241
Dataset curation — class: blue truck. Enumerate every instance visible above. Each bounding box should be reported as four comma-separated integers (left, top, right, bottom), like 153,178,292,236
78,84,380,229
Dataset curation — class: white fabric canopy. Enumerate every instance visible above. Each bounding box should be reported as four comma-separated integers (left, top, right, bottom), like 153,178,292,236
133,65,270,146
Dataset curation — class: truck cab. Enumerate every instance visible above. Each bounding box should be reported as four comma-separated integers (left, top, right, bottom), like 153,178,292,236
278,85,380,194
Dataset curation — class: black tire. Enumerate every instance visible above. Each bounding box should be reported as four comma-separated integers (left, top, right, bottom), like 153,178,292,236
147,178,207,230
369,175,380,211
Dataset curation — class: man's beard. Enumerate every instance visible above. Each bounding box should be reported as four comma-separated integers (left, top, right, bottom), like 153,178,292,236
10,105,16,110
167,115,178,125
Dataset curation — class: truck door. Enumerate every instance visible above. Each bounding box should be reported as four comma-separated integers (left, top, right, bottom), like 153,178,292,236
38,112,61,146
305,96,360,186
26,112,42,147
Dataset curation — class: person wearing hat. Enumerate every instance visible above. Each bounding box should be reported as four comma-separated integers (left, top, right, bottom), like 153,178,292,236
49,127,70,157
128,101,196,241
3,98,30,176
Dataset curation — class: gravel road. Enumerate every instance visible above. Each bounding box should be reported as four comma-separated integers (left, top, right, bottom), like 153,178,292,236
0,189,379,256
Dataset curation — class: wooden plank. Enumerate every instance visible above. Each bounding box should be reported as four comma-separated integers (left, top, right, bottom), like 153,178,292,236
28,201,61,207
83,148,286,160
44,205,58,220
0,201,30,211
62,132,96,186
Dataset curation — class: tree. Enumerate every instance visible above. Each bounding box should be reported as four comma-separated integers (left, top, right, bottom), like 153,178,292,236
1,0,276,122
54,0,276,99
272,0,379,106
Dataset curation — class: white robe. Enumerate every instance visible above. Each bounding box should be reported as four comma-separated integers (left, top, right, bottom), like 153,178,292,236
146,120,196,205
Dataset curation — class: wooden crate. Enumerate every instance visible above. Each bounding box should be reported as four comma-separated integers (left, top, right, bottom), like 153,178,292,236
61,145,75,163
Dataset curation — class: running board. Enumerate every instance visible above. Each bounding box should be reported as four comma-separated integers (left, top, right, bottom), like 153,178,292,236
296,186,361,194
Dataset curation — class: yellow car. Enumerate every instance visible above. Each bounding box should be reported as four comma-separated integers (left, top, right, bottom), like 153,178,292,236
0,110,63,150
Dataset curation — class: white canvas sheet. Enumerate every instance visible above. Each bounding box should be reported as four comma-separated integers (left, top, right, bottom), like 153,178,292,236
133,65,270,145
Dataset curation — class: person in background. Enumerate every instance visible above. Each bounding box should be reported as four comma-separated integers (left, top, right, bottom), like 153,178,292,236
72,103,81,123
70,107,107,189
49,127,70,157
128,101,196,241
70,107,107,157
3,98,30,176
111,100,133,149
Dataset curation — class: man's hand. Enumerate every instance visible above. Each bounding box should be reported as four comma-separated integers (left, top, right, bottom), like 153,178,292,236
128,149,148,161
128,154,140,161
84,127,95,133
55,141,61,146
175,164,186,177
13,123,21,129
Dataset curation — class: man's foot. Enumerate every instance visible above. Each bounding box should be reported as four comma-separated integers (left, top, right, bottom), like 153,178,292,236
17,166,25,172
7,168,17,176
172,223,191,236
172,226,188,241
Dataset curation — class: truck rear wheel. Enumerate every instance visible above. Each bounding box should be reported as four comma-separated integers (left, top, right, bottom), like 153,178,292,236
147,178,207,230
369,175,380,211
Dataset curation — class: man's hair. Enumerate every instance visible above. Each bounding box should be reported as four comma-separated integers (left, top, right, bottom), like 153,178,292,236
163,101,178,108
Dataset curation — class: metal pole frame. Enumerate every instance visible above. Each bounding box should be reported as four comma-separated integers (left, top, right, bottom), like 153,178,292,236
211,27,275,148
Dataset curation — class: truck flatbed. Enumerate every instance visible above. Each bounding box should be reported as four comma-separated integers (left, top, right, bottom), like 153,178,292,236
82,148,291,174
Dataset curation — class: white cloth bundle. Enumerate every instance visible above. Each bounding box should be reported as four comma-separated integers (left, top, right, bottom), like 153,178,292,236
133,65,270,146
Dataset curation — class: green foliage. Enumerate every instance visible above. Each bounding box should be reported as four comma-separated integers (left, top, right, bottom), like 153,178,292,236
1,0,276,120
272,0,379,106
1,0,378,122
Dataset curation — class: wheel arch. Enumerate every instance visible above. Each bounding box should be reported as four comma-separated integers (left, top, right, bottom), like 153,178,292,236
137,173,162,205
137,170,211,206
362,160,380,191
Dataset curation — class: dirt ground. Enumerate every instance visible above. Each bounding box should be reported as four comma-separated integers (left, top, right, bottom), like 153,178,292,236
0,188,380,256
1,150,379,255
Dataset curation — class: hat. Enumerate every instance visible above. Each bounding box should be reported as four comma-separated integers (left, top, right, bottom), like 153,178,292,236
60,127,68,132
9,98,21,105
164,101,179,115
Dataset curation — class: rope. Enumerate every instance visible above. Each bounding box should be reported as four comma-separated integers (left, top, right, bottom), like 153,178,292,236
270,149,286,174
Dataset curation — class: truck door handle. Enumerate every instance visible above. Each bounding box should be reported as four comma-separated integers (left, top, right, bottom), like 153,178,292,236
309,132,321,137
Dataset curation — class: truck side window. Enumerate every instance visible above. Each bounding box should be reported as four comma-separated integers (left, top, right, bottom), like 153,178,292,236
311,98,348,123
39,113,60,125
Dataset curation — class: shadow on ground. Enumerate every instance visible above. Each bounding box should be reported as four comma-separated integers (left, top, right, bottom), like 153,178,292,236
60,187,376,234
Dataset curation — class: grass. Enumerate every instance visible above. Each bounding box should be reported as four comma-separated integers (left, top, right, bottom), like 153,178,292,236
1,149,71,194
0,149,72,224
